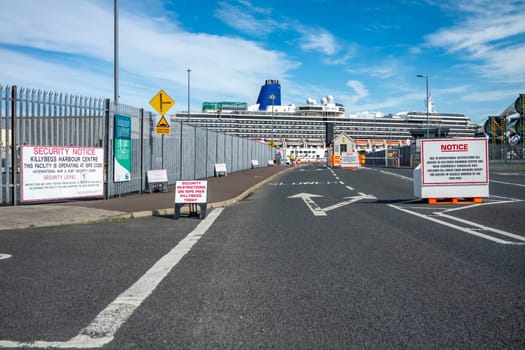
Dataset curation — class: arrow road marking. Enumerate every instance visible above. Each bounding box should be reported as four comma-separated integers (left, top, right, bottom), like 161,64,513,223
323,193,377,212
0,254,12,261
289,192,377,216
288,193,327,216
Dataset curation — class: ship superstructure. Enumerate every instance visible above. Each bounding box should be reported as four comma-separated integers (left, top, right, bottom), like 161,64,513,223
171,80,478,154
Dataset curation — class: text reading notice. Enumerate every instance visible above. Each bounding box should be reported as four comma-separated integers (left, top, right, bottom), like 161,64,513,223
422,139,488,185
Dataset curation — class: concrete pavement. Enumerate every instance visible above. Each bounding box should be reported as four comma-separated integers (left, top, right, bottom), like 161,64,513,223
0,165,293,231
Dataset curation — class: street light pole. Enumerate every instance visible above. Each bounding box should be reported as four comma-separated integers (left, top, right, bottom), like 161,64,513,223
114,0,119,106
187,68,191,123
269,94,276,163
417,74,429,138
269,94,276,144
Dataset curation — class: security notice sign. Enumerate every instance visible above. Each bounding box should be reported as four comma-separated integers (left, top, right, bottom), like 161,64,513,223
21,145,104,202
422,138,488,185
175,180,208,203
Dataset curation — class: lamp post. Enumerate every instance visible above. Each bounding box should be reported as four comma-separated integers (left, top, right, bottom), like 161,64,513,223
417,74,429,138
187,68,191,123
114,0,119,105
269,94,276,145
269,94,276,163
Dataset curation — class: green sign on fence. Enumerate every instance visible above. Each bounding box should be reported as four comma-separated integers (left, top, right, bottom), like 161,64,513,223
114,114,131,182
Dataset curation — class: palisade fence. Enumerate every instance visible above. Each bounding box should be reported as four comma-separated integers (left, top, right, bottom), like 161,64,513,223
0,85,272,206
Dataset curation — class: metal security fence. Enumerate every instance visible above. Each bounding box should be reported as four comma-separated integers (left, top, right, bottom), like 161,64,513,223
364,145,413,168
1,85,272,205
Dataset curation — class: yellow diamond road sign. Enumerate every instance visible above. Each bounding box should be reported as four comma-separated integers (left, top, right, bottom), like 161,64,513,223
149,89,175,116
156,115,170,134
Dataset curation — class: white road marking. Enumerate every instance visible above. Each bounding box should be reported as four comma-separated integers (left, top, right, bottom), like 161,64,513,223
441,197,522,214
346,185,354,191
288,193,327,216
0,254,12,261
388,204,525,245
322,194,377,212
379,170,413,181
491,179,525,187
494,172,525,176
289,192,376,216
435,212,525,242
0,208,224,349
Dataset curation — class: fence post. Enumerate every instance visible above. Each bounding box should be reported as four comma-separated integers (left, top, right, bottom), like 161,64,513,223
11,86,17,206
104,98,111,199
139,108,144,194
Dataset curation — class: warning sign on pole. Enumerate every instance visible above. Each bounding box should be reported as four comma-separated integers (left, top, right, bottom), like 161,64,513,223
149,90,175,116
156,115,170,134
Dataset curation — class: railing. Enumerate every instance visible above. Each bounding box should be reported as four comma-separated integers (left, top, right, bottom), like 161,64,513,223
1,85,272,205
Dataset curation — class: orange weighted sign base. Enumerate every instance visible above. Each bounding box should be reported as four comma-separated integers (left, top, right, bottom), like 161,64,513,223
426,197,483,205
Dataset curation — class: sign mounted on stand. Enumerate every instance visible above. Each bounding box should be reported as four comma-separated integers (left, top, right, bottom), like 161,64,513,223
421,138,488,185
174,180,208,219
414,138,489,202
340,152,360,169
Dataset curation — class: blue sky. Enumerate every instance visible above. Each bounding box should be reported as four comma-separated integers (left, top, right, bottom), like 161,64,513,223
1,0,524,124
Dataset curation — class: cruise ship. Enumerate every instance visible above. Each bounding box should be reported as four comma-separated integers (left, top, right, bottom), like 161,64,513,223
171,80,479,158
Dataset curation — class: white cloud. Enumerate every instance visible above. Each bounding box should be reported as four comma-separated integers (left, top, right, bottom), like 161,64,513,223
214,0,340,56
462,89,521,103
346,80,369,104
0,0,300,109
424,0,525,81
0,0,113,60
214,1,277,37
297,28,338,55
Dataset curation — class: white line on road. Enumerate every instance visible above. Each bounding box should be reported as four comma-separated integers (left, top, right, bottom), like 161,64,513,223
435,212,525,242
0,254,12,261
490,179,525,187
388,204,525,245
0,208,224,349
379,170,413,181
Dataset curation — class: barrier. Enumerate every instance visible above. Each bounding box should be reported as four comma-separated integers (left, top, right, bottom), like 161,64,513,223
251,160,259,168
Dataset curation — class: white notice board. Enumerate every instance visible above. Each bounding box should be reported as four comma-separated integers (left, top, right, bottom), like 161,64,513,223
421,138,488,185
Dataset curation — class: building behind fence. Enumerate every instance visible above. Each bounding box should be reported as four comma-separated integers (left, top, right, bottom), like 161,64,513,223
1,85,272,206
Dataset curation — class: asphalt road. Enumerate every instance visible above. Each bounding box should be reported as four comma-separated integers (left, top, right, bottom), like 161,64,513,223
1,164,524,349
